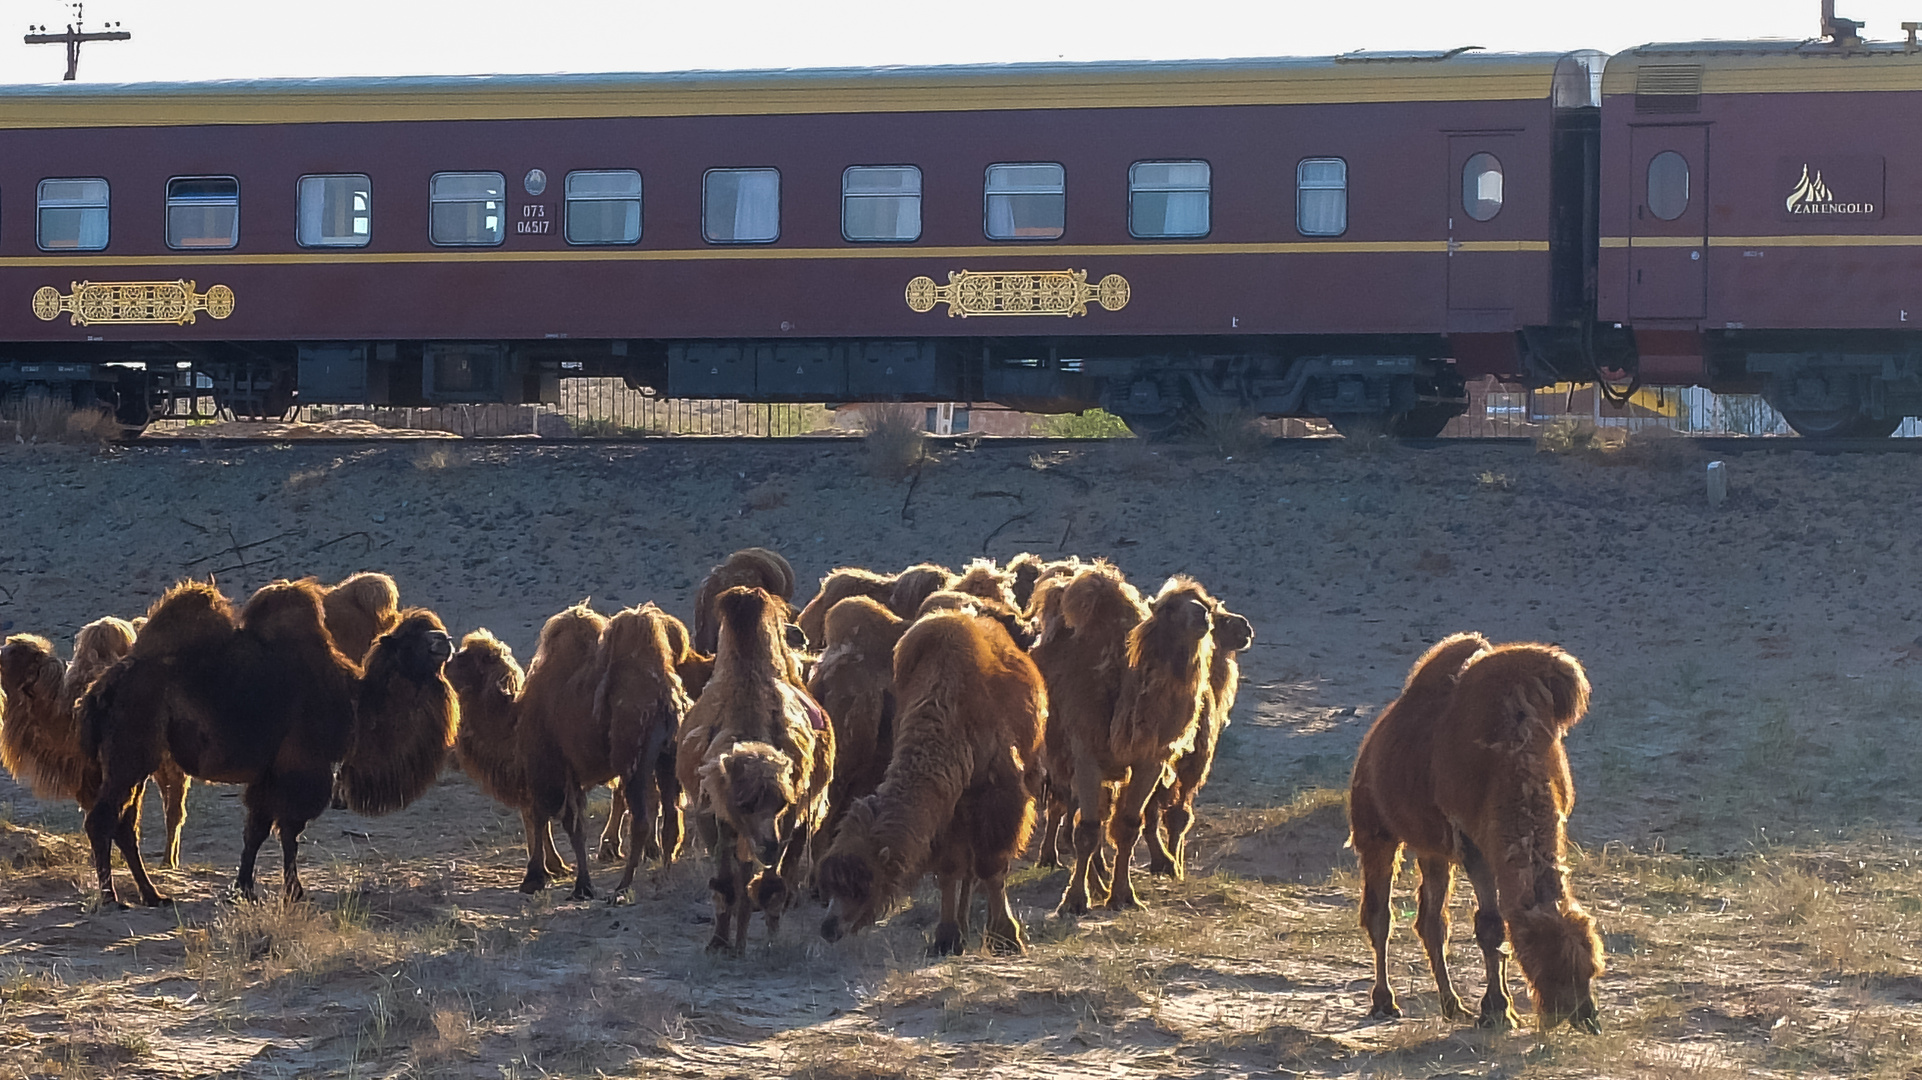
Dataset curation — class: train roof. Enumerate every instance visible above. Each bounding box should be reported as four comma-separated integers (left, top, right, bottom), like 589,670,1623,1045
1603,37,1922,95
0,51,1601,129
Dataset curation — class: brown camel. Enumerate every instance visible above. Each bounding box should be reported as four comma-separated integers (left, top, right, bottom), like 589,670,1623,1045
591,604,695,888
0,618,193,868
693,548,796,654
1144,597,1255,879
675,586,833,954
796,567,895,650
805,596,909,862
1029,562,1144,872
1348,634,1604,1032
597,609,710,863
887,563,956,619
323,571,401,664
1048,572,1216,915
915,589,1036,649
950,558,1018,609
79,580,457,905
818,608,1047,954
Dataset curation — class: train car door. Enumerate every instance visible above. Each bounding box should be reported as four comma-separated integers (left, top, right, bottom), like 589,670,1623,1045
1628,126,1708,319
1447,134,1518,329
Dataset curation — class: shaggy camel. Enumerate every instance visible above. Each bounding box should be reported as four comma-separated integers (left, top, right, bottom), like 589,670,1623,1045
818,609,1047,954
79,580,457,905
1144,598,1255,880
693,548,796,654
1029,563,1143,871
950,558,1018,609
916,590,1036,649
796,567,895,650
0,620,192,867
805,596,909,859
1348,634,1604,1032
597,610,710,863
1047,572,1216,915
323,571,401,663
676,586,833,954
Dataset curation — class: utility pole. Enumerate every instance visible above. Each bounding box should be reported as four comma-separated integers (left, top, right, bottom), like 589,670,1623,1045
24,3,129,81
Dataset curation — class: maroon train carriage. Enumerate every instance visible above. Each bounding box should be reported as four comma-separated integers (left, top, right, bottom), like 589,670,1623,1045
0,51,1606,437
1600,37,1922,437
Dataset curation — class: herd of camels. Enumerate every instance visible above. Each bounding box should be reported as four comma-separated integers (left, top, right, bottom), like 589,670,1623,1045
0,549,1603,1033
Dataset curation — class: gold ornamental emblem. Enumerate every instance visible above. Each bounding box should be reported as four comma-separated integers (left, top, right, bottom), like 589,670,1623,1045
904,270,1130,317
30,280,236,326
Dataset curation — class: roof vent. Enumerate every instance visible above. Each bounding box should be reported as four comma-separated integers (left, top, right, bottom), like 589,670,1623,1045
1634,64,1702,114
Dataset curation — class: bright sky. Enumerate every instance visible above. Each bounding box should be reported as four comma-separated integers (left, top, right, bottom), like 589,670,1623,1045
1,0,1916,84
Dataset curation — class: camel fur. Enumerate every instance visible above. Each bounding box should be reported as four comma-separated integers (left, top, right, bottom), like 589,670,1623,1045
1145,598,1254,880
886,563,956,619
693,548,797,654
597,609,710,863
1348,634,1604,1033
805,596,909,863
796,567,896,650
818,609,1046,955
323,571,401,664
916,589,1036,649
676,586,833,954
1048,572,1215,915
78,580,456,905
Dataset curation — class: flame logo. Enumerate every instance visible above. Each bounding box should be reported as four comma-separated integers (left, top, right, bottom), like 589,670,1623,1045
1786,164,1833,211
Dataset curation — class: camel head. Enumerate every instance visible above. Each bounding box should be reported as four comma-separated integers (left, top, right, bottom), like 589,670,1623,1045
703,741,799,869
817,797,891,942
1508,899,1606,1033
447,630,522,702
0,634,63,707
379,610,456,680
338,608,460,817
1209,605,1254,654
1131,578,1217,674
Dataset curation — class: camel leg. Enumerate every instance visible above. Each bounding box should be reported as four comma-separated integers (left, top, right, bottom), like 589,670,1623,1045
730,858,754,956
560,788,595,901
1353,829,1401,1019
631,770,663,865
1056,772,1108,917
541,822,569,878
1460,839,1520,1030
655,752,684,868
597,782,628,864
931,870,966,955
611,772,649,897
1143,782,1179,878
1103,768,1162,911
758,825,807,945
154,763,190,869
1414,856,1469,1022
1161,796,1198,882
706,821,742,954
234,785,277,902
277,817,308,904
85,780,137,909
518,808,553,894
113,787,168,907
1036,789,1066,868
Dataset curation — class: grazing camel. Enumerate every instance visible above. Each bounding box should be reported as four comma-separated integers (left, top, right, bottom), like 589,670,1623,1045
1348,634,1604,1032
693,548,797,654
79,581,457,905
1,619,193,869
322,571,401,664
818,609,1047,954
676,586,833,954
1144,598,1255,879
592,604,695,889
1049,572,1216,915
597,609,710,864
806,596,909,860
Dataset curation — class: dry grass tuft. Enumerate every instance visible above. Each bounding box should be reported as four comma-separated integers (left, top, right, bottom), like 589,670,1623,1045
183,895,402,998
2,398,121,445
788,1033,932,1080
860,403,927,480
410,443,472,471
1198,408,1270,459
1535,416,1612,456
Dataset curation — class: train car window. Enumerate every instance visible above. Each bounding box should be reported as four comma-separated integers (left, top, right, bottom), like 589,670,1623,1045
429,172,506,246
985,163,1065,240
166,177,240,250
1463,153,1504,221
842,166,921,242
297,174,371,247
565,170,642,245
1129,161,1210,239
1296,158,1348,236
703,168,780,243
37,178,108,251
1646,151,1690,221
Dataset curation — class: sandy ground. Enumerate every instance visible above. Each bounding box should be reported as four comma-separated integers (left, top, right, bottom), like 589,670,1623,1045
2,434,1920,1078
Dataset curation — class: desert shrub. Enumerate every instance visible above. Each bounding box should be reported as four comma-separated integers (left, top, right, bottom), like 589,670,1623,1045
1033,408,1133,439
859,403,926,479
4,396,120,445
1197,408,1268,457
1535,416,1609,455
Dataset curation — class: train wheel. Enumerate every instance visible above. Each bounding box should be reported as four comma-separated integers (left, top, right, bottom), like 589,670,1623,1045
1776,408,1902,439
1118,411,1188,442
1328,406,1458,440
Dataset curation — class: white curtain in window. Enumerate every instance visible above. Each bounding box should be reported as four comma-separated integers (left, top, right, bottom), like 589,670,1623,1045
1298,190,1346,235
72,208,109,249
732,170,779,241
1160,191,1208,235
987,195,1017,239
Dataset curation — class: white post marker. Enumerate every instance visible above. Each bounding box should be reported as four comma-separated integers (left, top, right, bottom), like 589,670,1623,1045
1706,460,1727,508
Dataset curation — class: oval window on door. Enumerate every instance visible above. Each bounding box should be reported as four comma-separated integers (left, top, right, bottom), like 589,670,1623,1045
1647,151,1690,221
1462,153,1504,221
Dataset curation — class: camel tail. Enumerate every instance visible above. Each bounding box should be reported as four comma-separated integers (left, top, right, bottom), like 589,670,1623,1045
1400,632,1492,699
75,661,120,760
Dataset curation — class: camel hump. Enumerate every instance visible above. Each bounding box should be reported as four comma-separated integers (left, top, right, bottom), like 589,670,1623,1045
823,595,904,651
1060,562,1147,635
891,609,985,684
239,579,336,651
529,604,608,671
887,564,957,619
132,580,237,657
716,585,782,646
323,572,401,660
73,617,137,664
952,558,1016,607
1458,642,1591,736
1400,632,1492,696
729,547,796,599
